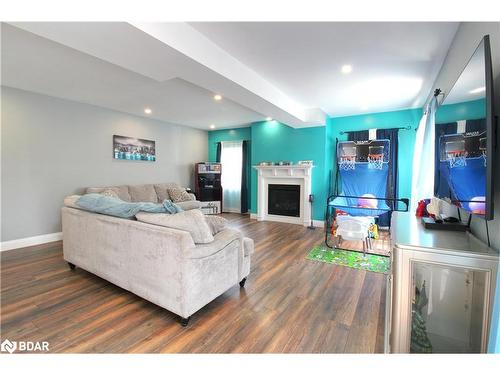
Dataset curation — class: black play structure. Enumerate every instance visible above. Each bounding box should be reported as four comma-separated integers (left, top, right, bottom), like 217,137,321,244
325,139,409,252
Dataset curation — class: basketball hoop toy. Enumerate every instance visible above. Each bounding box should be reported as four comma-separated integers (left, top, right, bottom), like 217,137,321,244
339,156,356,171
367,154,384,170
447,150,468,168
482,151,487,167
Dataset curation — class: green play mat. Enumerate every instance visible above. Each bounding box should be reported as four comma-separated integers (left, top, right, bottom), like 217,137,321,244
306,245,390,274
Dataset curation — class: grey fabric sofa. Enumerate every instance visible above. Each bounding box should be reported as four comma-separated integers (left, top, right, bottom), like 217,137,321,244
62,184,253,326
85,182,203,211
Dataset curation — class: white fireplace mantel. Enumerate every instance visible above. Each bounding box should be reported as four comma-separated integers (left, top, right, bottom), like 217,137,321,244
253,164,313,226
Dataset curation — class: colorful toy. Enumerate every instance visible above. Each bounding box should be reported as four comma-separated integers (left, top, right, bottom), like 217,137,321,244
358,194,377,208
368,223,379,239
469,196,486,215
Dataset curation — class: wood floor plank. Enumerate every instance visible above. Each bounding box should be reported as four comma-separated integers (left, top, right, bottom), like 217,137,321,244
1,213,388,353
343,271,385,353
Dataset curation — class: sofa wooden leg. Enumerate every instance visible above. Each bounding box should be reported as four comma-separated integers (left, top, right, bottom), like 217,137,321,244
180,316,191,327
68,262,76,270
239,277,247,288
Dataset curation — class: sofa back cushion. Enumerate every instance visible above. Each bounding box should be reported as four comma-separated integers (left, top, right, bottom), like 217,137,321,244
86,186,131,202
136,210,214,244
128,184,158,203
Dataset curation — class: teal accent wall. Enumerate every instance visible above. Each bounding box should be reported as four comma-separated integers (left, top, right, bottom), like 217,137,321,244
208,123,327,220
327,108,423,201
250,121,327,220
208,108,423,221
435,98,486,124
207,127,251,161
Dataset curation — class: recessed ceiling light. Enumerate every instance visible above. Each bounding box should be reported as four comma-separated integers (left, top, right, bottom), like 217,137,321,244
144,108,152,114
469,87,485,94
209,124,216,129
266,117,273,121
341,65,353,74
213,94,222,101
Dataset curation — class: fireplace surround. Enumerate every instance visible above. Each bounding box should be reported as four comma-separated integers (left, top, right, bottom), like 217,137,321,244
253,164,314,226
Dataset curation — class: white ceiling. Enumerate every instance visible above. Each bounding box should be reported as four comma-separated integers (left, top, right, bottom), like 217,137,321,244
2,22,460,129
190,22,460,116
1,23,264,130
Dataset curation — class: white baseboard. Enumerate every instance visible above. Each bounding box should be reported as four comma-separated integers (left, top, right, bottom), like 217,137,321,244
311,220,325,228
249,213,324,228
0,232,62,252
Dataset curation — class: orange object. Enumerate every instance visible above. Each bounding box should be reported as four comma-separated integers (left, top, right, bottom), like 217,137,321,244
331,217,337,236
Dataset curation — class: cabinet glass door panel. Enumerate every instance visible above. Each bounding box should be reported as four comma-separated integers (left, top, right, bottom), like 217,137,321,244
410,261,487,353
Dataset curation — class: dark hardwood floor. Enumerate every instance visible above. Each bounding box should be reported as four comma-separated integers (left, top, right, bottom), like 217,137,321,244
0,214,387,353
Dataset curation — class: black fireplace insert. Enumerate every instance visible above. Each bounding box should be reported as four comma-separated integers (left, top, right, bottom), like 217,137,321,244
268,184,300,217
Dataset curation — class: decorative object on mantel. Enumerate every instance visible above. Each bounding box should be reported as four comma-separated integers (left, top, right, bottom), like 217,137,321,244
113,135,156,161
258,161,273,166
298,160,313,166
276,161,293,166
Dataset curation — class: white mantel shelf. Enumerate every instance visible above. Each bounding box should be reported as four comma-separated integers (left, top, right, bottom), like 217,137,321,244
253,164,314,226
254,164,313,176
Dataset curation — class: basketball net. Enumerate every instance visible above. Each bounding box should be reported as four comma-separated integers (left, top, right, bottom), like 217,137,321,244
448,151,467,168
339,156,356,171
367,154,383,170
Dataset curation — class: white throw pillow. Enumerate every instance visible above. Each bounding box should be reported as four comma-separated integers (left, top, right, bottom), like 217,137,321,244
136,210,214,244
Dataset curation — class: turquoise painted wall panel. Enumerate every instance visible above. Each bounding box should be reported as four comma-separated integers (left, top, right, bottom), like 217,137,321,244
327,108,422,202
208,108,423,221
250,121,327,220
207,127,251,161
435,98,486,124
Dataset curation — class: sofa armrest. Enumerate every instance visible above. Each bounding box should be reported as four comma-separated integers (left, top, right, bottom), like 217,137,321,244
184,228,242,259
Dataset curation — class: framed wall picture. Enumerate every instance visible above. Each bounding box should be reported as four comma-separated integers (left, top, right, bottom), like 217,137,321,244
113,135,156,161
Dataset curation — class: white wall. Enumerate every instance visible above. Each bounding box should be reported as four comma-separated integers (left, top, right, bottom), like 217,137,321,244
428,22,500,353
1,86,208,242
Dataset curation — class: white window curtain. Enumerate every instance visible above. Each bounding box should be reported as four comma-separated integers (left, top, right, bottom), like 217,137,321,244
410,97,438,212
220,140,243,213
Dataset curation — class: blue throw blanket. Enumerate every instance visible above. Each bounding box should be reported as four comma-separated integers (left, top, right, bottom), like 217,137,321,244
76,193,183,218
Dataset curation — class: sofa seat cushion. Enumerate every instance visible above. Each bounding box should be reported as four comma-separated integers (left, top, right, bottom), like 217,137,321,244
86,186,131,202
129,184,158,203
136,210,214,244
176,200,202,211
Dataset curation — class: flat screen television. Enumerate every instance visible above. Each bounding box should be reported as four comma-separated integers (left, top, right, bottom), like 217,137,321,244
434,35,496,220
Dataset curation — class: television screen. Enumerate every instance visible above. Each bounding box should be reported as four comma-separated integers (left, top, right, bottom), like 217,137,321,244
434,35,495,220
